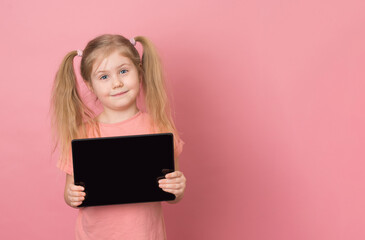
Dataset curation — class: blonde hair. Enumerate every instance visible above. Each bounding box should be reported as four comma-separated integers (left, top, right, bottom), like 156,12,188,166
51,34,179,170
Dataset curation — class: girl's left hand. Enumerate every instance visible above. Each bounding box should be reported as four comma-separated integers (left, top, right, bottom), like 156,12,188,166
158,171,186,200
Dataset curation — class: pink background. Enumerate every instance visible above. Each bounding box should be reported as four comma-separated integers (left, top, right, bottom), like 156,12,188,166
0,0,364,239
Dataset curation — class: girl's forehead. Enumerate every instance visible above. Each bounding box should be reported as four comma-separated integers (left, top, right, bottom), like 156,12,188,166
92,50,132,74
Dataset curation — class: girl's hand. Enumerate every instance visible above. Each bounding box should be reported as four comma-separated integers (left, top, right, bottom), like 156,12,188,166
158,171,186,201
66,183,86,208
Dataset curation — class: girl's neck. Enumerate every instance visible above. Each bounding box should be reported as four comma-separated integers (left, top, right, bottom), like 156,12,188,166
97,106,140,124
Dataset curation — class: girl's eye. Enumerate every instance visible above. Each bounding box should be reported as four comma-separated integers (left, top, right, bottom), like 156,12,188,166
100,75,108,80
120,69,128,74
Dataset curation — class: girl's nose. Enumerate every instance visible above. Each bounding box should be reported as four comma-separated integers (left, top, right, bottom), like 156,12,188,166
112,77,124,89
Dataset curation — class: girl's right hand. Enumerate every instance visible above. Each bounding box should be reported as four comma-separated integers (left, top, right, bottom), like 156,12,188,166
67,183,86,208
65,174,86,208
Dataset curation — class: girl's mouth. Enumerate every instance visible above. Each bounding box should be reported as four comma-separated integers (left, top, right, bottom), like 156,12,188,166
112,90,128,96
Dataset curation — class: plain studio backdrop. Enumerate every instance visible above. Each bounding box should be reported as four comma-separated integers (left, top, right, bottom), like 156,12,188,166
0,0,364,239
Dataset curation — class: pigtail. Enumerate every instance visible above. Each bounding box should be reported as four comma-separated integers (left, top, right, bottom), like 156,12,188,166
134,36,179,139
50,51,97,170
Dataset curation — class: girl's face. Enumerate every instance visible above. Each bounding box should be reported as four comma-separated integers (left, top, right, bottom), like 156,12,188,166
88,50,141,114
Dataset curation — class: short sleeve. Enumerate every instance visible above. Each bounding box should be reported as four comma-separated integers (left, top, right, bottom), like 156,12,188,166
56,124,92,176
174,136,184,159
56,148,73,175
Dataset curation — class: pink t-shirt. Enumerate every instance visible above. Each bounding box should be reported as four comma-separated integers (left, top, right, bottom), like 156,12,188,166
57,111,183,240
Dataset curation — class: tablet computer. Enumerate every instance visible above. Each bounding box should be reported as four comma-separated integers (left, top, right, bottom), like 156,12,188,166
71,133,176,207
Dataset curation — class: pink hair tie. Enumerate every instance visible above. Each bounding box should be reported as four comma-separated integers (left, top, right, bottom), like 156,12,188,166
77,49,83,57
129,38,136,46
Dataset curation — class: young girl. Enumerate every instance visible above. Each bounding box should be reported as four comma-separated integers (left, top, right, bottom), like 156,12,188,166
50,34,186,239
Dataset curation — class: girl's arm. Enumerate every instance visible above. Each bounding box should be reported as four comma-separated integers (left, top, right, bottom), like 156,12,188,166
64,174,86,208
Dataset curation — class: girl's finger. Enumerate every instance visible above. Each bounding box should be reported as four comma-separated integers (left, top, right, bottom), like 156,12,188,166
74,192,86,197
158,177,184,184
70,196,85,203
69,189,86,197
159,183,184,190
161,188,181,195
165,171,180,179
71,201,82,207
75,196,85,202
70,185,85,191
